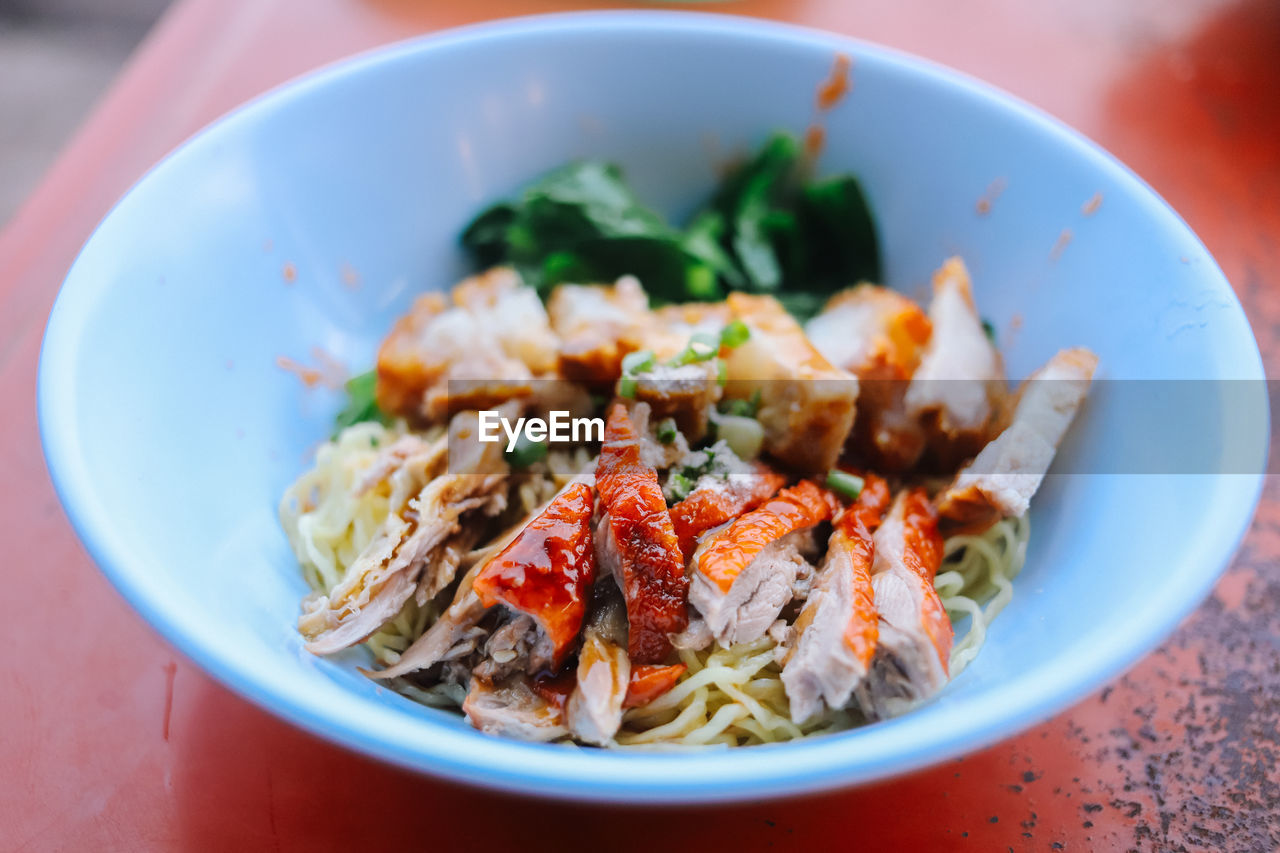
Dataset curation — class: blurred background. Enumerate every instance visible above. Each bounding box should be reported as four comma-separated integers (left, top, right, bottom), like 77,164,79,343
0,0,170,223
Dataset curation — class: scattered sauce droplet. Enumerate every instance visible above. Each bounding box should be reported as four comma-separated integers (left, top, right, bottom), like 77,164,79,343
817,53,852,111
282,262,297,283
310,346,348,387
1082,192,1103,216
276,351,346,390
804,52,855,162
1050,228,1073,261
976,177,1008,216
276,355,323,387
340,262,361,290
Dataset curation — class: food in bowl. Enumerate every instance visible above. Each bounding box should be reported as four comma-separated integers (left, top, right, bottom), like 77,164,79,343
279,132,1096,748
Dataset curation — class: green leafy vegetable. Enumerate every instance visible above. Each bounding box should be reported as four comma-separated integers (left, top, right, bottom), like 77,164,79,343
332,370,389,437
982,318,998,343
459,131,881,318
826,469,865,501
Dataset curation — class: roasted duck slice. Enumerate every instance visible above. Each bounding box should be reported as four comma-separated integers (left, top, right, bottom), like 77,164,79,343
856,488,951,719
689,480,834,645
594,403,689,663
781,474,891,722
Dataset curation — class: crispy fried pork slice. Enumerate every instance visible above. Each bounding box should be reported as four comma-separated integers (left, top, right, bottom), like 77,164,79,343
630,302,734,442
904,257,1008,467
855,489,952,720
299,407,509,655
807,285,932,470
781,475,891,723
376,267,559,422
594,404,689,663
547,275,651,386
566,587,630,745
689,480,834,646
721,293,858,473
937,347,1097,532
463,675,569,742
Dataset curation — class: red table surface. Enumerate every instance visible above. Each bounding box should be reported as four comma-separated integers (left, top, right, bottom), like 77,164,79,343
2,0,1278,849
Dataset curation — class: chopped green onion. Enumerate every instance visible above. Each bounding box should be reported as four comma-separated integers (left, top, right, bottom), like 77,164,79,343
669,333,719,366
826,469,865,501
717,388,762,418
716,358,727,386
621,349,656,375
667,471,695,503
719,319,750,349
981,318,997,343
656,417,678,445
618,375,638,399
505,434,548,469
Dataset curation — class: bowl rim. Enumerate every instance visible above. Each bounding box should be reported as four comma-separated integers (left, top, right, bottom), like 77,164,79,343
38,9,1268,803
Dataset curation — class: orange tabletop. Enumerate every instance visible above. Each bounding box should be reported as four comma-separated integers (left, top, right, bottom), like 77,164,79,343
3,1,1277,849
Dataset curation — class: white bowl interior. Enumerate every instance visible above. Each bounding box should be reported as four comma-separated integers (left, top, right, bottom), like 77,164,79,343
39,13,1265,801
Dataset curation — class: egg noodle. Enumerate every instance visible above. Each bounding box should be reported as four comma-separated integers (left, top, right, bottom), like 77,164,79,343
280,424,1029,746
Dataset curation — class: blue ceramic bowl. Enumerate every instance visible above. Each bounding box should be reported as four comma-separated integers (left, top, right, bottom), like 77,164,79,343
38,11,1266,802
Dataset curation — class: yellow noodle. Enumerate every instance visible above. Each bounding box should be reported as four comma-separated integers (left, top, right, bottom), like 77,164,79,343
284,424,1031,747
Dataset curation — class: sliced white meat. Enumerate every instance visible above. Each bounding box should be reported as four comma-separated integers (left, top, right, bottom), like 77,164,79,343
299,408,509,655
566,590,631,745
721,293,858,473
937,347,1097,531
462,676,569,742
904,257,1007,465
